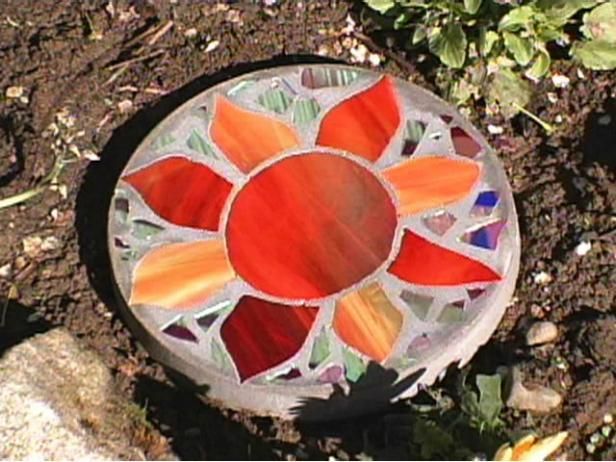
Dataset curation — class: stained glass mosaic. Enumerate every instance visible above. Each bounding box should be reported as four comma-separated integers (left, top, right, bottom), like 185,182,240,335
108,64,520,418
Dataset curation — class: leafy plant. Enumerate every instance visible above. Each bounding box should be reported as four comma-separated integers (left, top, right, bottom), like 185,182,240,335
460,373,505,432
361,0,616,117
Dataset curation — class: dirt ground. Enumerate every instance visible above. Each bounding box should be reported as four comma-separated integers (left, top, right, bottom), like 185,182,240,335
0,0,614,460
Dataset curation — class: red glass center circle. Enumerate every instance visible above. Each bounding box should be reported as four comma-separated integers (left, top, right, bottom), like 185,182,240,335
226,152,397,299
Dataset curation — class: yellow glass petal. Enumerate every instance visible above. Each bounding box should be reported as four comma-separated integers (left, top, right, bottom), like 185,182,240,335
333,283,402,362
210,95,301,173
383,156,480,216
130,240,234,309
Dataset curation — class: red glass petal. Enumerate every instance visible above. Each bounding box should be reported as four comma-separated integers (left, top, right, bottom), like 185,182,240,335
221,296,318,382
316,76,401,162
226,153,397,299
123,156,232,231
389,231,501,285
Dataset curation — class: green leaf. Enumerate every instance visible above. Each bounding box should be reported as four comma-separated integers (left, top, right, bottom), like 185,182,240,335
572,39,616,70
187,129,217,158
581,2,616,43
412,25,428,45
537,0,598,23
464,0,482,14
498,6,535,31
342,348,367,382
475,374,504,427
364,0,396,14
394,11,413,30
503,32,535,66
478,29,499,56
488,68,532,118
429,24,467,69
526,48,551,79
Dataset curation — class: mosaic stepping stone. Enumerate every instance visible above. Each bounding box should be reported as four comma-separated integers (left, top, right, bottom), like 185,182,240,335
108,64,520,419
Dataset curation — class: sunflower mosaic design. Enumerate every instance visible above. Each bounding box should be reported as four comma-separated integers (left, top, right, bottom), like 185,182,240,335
109,65,520,416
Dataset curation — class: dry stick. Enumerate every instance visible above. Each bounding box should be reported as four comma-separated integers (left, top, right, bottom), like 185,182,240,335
352,31,419,77
147,20,174,46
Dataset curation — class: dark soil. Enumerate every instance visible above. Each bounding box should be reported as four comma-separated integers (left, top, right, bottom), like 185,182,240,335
0,0,614,460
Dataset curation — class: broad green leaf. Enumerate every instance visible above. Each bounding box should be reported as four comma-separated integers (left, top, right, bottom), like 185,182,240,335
581,2,616,43
488,68,532,118
475,374,503,426
412,25,428,45
342,348,367,382
478,29,499,56
429,24,467,69
537,0,599,23
572,39,616,70
537,25,565,42
464,0,483,14
503,32,535,65
526,48,551,79
394,11,413,30
364,0,396,14
498,6,535,31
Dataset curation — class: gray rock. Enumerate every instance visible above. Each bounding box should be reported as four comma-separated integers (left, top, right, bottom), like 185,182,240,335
504,366,562,413
0,328,151,460
526,321,559,346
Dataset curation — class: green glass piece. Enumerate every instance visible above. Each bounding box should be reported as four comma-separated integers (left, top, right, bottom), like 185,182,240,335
293,98,320,124
131,219,163,240
187,129,217,158
401,290,433,321
300,68,359,88
342,348,367,383
211,338,231,371
437,304,465,323
406,119,426,143
227,79,256,97
152,132,175,150
120,249,139,261
257,89,292,114
309,328,330,369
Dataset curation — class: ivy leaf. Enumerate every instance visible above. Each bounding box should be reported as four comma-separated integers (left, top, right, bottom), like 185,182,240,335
571,39,616,70
503,32,535,66
537,0,598,24
581,2,616,43
488,67,532,118
478,28,499,56
429,24,467,69
475,374,504,427
526,48,551,80
364,0,396,14
412,25,428,45
464,0,483,14
498,6,535,32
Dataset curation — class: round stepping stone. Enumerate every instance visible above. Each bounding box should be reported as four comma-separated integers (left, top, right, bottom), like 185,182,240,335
108,64,520,419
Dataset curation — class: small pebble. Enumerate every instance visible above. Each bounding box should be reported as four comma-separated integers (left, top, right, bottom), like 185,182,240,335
204,40,220,53
604,413,613,424
41,236,61,251
5,86,24,98
22,236,43,258
526,321,558,346
505,367,563,413
0,263,11,279
184,28,198,38
488,124,504,135
575,241,592,256
117,99,133,114
533,271,552,284
551,74,570,88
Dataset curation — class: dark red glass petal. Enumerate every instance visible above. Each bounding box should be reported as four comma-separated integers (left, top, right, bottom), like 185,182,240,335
451,127,482,158
221,296,318,382
123,156,232,231
389,231,501,285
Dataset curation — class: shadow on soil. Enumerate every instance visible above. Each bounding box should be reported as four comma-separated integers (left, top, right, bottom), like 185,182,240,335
0,299,51,356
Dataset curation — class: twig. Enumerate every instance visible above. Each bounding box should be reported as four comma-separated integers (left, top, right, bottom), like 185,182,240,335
147,20,173,46
106,48,165,71
352,31,419,77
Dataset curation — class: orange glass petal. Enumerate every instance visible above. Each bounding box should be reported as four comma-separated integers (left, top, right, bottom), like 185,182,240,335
383,156,480,215
123,156,233,231
316,76,401,162
389,231,501,285
130,240,234,309
334,283,403,362
226,153,397,299
210,95,301,173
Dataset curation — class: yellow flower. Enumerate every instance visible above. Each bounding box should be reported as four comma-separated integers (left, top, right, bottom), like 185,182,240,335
494,431,568,461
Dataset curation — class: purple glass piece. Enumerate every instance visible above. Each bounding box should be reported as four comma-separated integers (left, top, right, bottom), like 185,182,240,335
451,127,481,158
318,365,344,383
467,288,486,300
197,313,218,330
163,322,198,343
462,221,506,250
441,114,453,124
406,334,430,358
276,368,302,381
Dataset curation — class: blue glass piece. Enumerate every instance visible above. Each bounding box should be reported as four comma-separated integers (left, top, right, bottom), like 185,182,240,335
475,191,499,207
